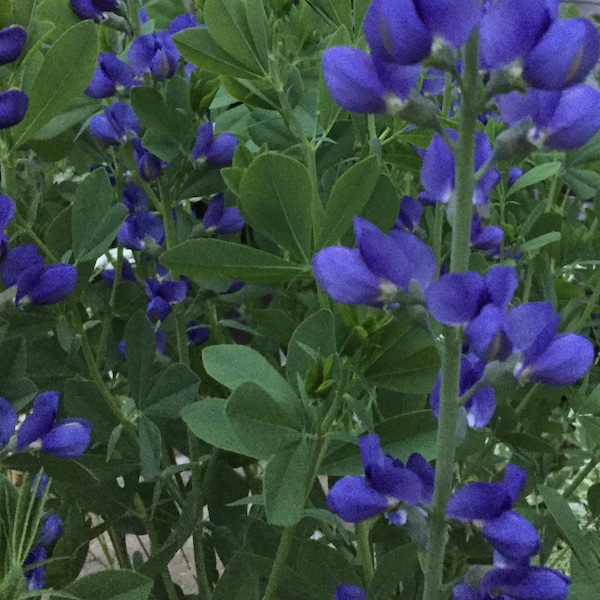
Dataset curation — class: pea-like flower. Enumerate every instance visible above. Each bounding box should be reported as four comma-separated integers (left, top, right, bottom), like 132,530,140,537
0,25,28,65
129,31,181,80
89,101,141,145
191,122,238,167
70,0,120,21
85,52,135,99
201,193,244,234
0,89,28,129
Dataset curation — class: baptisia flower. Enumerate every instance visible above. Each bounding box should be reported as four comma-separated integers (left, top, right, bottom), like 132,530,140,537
470,214,504,256
0,25,28,65
3,391,93,459
70,0,120,21
85,52,135,98
420,130,500,210
496,85,600,151
447,463,541,561
132,138,164,181
334,584,367,600
0,194,15,261
1,244,77,306
24,511,64,590
129,31,181,80
89,101,141,145
201,194,244,234
312,217,435,307
117,210,165,251
327,434,434,524
145,277,188,322
191,122,238,167
480,0,599,91
0,89,28,129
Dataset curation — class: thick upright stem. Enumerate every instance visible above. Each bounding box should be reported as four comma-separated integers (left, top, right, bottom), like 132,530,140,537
422,30,479,600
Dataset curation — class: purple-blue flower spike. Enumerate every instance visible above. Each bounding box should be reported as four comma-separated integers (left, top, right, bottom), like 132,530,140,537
522,18,599,90
85,52,135,99
0,397,17,448
0,25,28,66
334,584,367,600
0,89,28,129
70,0,120,21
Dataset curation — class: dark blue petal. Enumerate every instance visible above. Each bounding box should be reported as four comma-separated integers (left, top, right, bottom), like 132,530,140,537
523,19,599,90
420,132,455,204
147,296,172,322
0,89,28,129
191,122,214,160
132,138,163,181
187,322,209,346
0,397,16,447
38,512,64,547
466,304,511,361
23,545,46,590
479,0,555,69
322,47,388,114
485,265,518,310
204,132,238,166
2,244,43,288
128,34,158,76
334,583,367,600
426,272,486,325
169,13,198,34
446,481,512,520
528,333,594,386
371,59,420,102
41,418,93,459
415,0,481,49
312,247,382,305
122,182,149,212
453,583,486,600
0,194,15,230
327,476,387,522
507,302,559,353
0,25,28,66
388,230,436,292
70,0,104,20
481,566,569,600
465,387,496,429
503,463,528,505
364,0,432,65
471,215,504,253
543,85,600,150
406,453,435,504
483,511,540,560
509,167,524,187
17,391,60,451
397,196,423,231
27,264,77,305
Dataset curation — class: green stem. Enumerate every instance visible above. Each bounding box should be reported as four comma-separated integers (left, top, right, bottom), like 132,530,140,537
432,202,445,277
262,526,296,600
356,520,375,586
522,261,534,304
422,29,480,600
563,458,598,500
575,269,600,332
515,384,539,417
107,527,132,569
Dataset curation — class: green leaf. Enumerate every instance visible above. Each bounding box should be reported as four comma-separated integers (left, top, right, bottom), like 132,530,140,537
143,363,200,418
264,438,311,526
141,128,181,162
124,311,155,406
10,20,98,148
318,155,380,248
139,415,161,481
71,169,127,263
287,309,336,389
226,382,302,458
64,569,153,600
204,0,268,76
239,153,313,263
505,161,562,198
519,231,561,254
305,0,353,30
248,109,295,150
203,344,303,423
174,27,259,79
365,320,440,394
161,238,307,283
538,485,600,587
368,543,418,600
182,398,257,456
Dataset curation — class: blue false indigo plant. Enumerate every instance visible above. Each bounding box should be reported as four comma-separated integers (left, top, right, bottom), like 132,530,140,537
1,0,600,599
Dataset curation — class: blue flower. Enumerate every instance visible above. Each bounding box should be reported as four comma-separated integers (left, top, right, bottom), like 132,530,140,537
129,31,181,80
202,194,244,234
497,85,600,150
334,584,367,600
90,102,141,145
145,277,188,322
186,322,209,347
0,397,16,448
0,25,28,66
0,89,28,129
85,52,135,99
191,122,238,167
312,217,436,307
132,138,164,181
327,434,434,523
117,210,165,250
70,0,120,21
